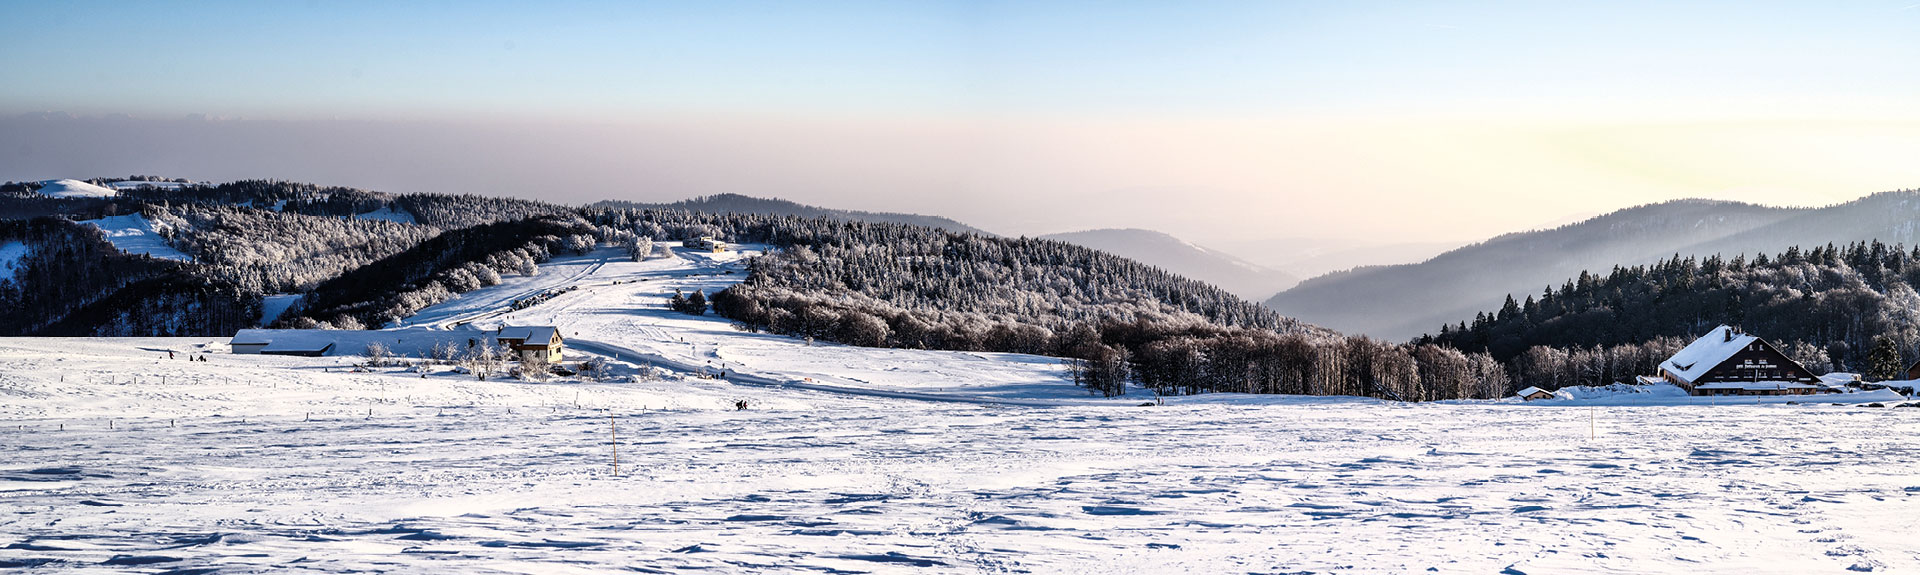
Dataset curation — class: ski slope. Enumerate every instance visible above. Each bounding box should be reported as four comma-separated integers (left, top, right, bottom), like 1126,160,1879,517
76,214,191,261
407,244,1133,404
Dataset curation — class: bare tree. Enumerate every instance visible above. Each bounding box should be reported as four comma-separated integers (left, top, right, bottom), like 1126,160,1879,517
462,339,506,381
363,342,392,367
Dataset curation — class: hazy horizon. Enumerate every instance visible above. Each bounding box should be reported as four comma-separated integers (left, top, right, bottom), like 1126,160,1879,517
8,1,1920,248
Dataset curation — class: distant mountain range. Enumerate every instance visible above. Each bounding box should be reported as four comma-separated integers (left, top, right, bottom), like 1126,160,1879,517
1213,236,1465,280
1039,228,1300,300
592,194,990,236
1267,192,1920,340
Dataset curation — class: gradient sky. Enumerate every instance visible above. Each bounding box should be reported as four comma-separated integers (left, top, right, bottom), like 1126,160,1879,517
6,1,1920,249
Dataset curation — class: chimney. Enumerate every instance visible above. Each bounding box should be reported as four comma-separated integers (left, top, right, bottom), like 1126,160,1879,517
1724,328,1734,343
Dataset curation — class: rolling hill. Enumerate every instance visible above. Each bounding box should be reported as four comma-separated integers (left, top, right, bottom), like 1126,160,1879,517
1270,190,1920,341
1039,228,1300,300
1267,199,1810,340
593,194,991,236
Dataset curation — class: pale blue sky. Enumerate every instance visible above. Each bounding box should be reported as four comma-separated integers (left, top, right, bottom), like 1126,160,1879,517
7,1,1917,119
6,1,1920,247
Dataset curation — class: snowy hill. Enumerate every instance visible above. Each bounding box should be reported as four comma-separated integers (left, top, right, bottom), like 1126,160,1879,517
77,213,191,261
594,193,992,235
34,178,119,198
1041,228,1300,300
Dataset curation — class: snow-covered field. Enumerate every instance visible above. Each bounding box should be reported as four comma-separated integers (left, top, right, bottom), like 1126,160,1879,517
6,245,1920,572
4,337,1920,572
0,241,27,283
33,179,118,199
75,214,191,262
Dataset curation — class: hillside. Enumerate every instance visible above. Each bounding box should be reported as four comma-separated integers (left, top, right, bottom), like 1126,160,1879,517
1422,240,1920,389
1040,228,1300,300
1267,198,1822,340
593,193,991,235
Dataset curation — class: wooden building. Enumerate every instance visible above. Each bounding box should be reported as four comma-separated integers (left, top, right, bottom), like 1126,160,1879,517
1658,326,1825,396
1515,386,1554,401
682,236,730,253
496,326,563,363
1905,360,1920,381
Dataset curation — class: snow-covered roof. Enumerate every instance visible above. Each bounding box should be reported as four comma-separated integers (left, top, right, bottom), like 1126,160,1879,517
1660,326,1757,384
497,326,559,346
230,330,277,345
1515,386,1550,397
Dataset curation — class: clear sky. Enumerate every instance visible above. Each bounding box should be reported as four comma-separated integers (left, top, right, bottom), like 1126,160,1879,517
6,1,1920,249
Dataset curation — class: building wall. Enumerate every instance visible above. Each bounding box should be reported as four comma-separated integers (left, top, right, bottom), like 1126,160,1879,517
1691,343,1817,386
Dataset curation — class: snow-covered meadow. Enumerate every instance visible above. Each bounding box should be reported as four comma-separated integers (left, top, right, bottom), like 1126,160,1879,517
5,246,1920,572
4,339,1920,573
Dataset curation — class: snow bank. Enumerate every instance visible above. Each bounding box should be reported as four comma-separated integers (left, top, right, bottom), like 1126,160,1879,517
77,213,191,261
0,241,27,283
1516,382,1904,406
34,178,118,198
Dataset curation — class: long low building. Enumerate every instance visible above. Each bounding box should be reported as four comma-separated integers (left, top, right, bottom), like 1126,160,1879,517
1658,325,1832,396
229,326,563,361
230,331,335,356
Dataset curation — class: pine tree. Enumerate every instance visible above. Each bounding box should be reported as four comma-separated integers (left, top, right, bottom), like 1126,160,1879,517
686,290,708,315
1867,336,1903,382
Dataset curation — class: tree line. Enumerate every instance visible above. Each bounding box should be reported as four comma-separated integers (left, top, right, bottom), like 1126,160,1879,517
1423,241,1920,387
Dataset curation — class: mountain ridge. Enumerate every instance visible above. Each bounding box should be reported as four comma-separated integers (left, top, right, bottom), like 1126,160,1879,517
1039,228,1299,300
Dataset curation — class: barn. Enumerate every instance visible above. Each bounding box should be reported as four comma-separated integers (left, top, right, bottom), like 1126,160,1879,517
1658,325,1826,396
1515,386,1554,401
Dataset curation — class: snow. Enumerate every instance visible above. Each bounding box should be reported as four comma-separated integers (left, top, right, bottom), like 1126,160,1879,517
258,294,302,326
1515,386,1547,397
352,206,416,224
0,241,27,283
33,179,118,198
3,338,1920,572
1823,372,1862,385
1661,325,1757,383
230,328,488,357
8,247,1920,572
105,180,195,191
1509,382,1903,406
409,245,1142,404
75,214,191,261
